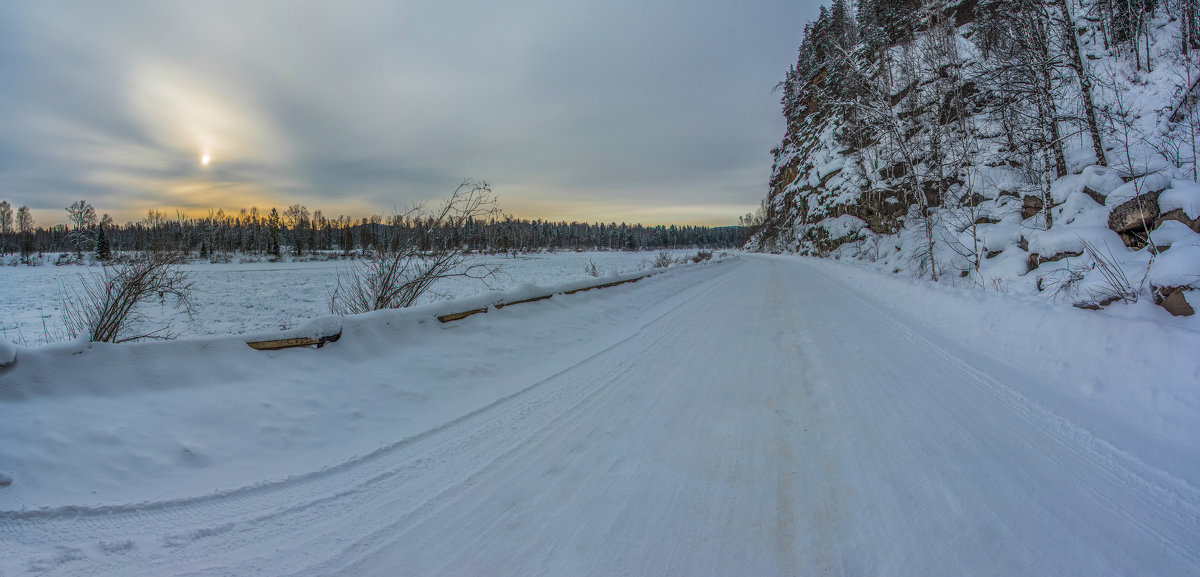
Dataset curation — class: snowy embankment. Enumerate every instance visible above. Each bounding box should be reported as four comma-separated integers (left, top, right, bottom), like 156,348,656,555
0,260,697,510
755,2,1200,317
1,254,1198,576
0,250,694,346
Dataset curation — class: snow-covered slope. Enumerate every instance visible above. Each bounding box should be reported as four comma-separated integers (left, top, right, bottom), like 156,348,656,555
1,255,1197,575
752,0,1200,318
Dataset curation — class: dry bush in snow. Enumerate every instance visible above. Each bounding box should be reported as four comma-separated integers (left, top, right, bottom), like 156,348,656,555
62,252,195,343
330,180,502,315
1080,239,1140,306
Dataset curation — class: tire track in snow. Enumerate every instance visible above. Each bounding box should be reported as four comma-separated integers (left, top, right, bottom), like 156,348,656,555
0,261,742,577
800,259,1200,560
317,255,1200,576
330,257,801,576
780,257,1200,574
4,255,1198,575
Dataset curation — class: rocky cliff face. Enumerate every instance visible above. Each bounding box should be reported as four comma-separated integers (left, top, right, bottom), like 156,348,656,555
751,0,1200,315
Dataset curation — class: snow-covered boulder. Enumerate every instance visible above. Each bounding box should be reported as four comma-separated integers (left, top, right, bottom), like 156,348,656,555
0,339,15,368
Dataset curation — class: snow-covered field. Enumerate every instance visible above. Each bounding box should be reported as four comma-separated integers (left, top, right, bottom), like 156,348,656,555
0,250,700,346
1,253,1197,575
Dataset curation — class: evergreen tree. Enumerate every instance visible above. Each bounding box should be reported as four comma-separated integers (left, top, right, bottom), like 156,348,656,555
267,208,282,257
95,224,112,261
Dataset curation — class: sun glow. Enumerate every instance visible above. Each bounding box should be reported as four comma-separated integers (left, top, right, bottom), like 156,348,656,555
201,153,211,166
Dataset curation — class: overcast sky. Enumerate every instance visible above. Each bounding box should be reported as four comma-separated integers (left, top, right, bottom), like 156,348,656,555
0,0,818,227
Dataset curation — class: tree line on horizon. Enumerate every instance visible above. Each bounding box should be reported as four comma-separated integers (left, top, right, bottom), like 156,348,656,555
0,199,746,263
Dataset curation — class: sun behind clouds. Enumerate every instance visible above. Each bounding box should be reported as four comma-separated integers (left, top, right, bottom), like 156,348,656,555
201,153,211,166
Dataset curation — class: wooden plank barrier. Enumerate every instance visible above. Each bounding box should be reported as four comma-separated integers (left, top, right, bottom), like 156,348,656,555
247,273,652,350
437,274,648,323
561,278,640,295
494,294,553,309
246,332,342,351
436,308,488,323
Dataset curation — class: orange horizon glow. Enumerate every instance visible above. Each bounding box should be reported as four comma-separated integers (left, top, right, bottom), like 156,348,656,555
17,162,753,229
21,200,750,229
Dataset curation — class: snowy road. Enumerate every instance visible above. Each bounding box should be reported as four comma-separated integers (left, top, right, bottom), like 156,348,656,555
2,255,1198,575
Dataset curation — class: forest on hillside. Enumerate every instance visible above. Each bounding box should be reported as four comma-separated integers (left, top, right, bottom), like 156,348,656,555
754,0,1200,313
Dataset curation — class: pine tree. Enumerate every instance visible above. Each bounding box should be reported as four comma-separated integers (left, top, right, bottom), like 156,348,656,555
95,224,112,261
267,208,282,257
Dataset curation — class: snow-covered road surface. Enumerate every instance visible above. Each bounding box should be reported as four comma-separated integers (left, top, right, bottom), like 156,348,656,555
2,255,1198,575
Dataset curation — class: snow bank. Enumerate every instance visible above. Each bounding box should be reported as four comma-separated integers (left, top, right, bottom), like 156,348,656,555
0,339,14,368
1152,220,1199,248
1106,172,1173,207
1161,180,1200,219
0,257,726,510
1147,243,1200,288
815,214,868,240
1049,165,1125,204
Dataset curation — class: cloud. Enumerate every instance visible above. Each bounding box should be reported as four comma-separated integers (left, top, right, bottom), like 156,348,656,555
0,0,818,226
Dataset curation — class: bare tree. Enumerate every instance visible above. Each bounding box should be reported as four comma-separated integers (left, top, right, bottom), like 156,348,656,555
66,199,97,230
330,180,502,315
0,201,12,255
940,137,990,285
1183,0,1200,54
16,205,34,262
1168,49,1200,180
977,0,1075,229
62,252,195,343
1053,0,1108,166
65,200,98,258
840,21,961,281
1098,72,1145,176
283,204,311,256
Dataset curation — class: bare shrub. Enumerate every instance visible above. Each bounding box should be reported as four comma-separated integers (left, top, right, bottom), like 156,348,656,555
1040,261,1089,302
583,259,601,277
62,252,195,343
1080,238,1139,305
330,180,502,315
653,250,673,268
